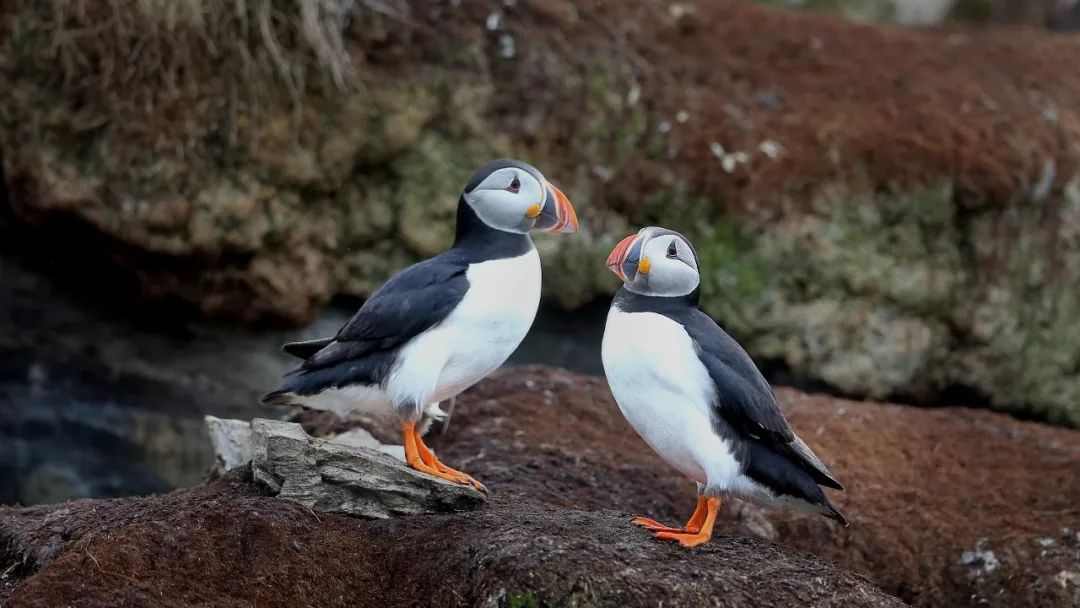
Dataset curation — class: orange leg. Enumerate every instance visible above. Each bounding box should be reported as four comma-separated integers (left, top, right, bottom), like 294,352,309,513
403,421,486,492
654,497,721,548
632,495,709,533
414,428,486,492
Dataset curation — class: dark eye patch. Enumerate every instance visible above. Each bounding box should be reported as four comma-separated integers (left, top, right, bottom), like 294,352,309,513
509,176,521,193
666,240,678,258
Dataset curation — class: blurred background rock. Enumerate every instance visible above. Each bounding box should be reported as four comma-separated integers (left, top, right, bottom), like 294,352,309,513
1,0,1079,505
758,0,1080,28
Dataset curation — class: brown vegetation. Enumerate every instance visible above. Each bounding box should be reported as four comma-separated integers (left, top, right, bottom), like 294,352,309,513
3,367,1077,606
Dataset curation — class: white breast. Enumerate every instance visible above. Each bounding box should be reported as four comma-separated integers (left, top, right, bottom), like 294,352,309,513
601,306,742,489
387,248,542,415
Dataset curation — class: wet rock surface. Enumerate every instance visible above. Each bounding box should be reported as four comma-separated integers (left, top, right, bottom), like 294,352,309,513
3,367,1078,607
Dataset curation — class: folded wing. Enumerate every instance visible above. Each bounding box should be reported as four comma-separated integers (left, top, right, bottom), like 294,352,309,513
683,309,844,492
262,253,470,401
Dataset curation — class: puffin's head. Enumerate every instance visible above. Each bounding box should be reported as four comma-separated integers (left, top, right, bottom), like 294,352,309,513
461,159,578,234
606,226,700,297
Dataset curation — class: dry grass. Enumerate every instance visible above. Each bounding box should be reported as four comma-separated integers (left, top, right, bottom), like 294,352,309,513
6,0,402,149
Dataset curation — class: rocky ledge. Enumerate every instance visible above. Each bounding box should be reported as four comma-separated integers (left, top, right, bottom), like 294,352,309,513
3,1,1080,425
2,367,1078,607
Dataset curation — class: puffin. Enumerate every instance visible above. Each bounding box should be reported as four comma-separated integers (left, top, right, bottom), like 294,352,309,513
601,226,846,547
262,159,579,491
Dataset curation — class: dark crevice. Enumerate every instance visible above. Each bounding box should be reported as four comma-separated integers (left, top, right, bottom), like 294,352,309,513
0,155,7,219
0,557,31,605
0,208,201,335
0,163,269,330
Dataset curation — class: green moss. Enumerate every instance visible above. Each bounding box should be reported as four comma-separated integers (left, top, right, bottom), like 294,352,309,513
752,0,897,22
506,593,541,608
694,219,773,334
582,62,655,168
392,133,488,256
806,184,964,311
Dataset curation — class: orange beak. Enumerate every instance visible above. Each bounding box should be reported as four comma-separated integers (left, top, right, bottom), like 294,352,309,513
607,233,638,282
537,181,579,234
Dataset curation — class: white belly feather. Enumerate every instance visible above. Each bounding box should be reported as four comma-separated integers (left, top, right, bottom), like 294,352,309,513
385,247,542,417
294,249,541,421
601,306,743,490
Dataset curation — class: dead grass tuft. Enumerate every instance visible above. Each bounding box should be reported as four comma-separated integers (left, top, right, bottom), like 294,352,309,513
7,0,391,149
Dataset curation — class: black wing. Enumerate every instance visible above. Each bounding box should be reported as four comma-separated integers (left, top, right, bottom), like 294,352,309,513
261,252,469,401
301,252,470,372
684,309,793,442
682,308,844,492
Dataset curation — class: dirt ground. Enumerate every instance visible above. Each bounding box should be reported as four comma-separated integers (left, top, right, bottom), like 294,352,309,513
3,366,1078,607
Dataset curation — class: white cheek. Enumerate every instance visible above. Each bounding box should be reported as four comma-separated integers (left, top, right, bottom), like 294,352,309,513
649,258,699,295
529,182,545,209
467,191,529,232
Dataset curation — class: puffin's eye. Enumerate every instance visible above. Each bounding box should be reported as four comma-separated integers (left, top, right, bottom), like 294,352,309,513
667,241,678,258
508,177,521,193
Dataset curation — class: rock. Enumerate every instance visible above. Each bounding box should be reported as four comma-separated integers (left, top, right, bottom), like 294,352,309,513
203,416,252,474
4,1,1080,425
206,414,407,477
326,427,381,450
326,427,407,461
250,419,485,519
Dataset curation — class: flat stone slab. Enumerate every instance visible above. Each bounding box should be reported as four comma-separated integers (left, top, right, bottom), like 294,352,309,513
249,418,485,519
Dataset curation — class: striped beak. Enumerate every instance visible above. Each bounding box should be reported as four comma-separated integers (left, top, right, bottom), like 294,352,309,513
535,180,579,234
606,233,643,282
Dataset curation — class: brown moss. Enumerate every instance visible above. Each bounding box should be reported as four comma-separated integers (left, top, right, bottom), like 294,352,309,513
3,367,1078,606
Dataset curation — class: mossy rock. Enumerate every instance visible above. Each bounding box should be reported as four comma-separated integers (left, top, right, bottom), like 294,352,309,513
3,0,1080,428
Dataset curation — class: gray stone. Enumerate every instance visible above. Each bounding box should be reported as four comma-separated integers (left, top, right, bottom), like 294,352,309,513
326,427,381,450
249,418,485,518
204,416,254,473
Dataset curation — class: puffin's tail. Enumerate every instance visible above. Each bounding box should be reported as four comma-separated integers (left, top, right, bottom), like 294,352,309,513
261,337,336,406
260,390,296,407
746,440,850,527
820,500,848,527
786,434,845,491
281,337,334,360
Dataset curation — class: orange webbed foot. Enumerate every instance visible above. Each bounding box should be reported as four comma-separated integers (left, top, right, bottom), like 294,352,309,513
648,497,721,549
403,421,487,493
654,530,712,548
631,495,710,535
631,517,685,534
431,461,487,493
